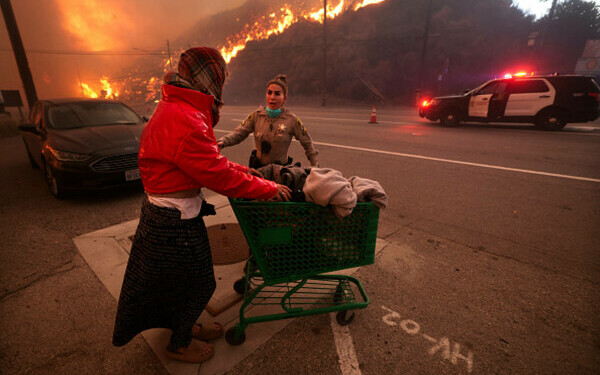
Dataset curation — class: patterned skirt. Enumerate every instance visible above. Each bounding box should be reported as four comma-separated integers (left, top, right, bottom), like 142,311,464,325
112,197,216,349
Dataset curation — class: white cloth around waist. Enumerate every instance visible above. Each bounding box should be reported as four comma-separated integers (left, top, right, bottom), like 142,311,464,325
147,192,204,219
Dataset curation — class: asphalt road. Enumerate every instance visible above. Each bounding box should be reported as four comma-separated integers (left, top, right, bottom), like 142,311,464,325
1,105,599,374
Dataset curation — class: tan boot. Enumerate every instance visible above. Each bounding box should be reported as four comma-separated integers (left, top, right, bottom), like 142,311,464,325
165,340,214,363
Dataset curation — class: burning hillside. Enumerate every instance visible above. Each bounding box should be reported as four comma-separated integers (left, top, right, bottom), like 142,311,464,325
62,0,387,105
219,0,385,63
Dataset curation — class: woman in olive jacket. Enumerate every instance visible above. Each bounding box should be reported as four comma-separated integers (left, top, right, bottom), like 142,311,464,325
218,74,319,168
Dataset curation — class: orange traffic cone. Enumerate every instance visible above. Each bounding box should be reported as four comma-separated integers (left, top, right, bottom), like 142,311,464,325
369,106,377,123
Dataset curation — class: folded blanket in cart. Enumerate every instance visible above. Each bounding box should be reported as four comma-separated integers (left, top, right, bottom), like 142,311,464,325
303,168,387,218
256,166,388,218
348,176,387,208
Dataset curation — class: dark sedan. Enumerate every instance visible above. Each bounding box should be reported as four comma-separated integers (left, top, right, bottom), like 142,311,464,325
19,98,146,198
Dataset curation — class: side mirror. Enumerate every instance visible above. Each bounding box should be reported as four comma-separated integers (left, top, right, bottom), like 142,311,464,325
18,123,38,133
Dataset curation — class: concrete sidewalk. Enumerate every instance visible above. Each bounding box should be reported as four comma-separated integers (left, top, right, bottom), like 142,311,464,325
73,194,386,375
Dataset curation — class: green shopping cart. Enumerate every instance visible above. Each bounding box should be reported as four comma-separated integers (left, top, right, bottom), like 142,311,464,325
225,198,380,345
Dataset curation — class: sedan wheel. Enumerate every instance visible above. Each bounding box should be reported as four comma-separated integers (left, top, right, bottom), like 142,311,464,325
44,159,66,199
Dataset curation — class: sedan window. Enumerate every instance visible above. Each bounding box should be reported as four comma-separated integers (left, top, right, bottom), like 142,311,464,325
48,102,141,129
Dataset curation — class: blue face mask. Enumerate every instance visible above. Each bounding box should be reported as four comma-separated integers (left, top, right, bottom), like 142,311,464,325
265,107,282,118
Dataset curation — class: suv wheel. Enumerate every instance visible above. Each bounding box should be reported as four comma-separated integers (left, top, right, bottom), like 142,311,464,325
44,159,67,199
535,110,567,131
439,109,461,127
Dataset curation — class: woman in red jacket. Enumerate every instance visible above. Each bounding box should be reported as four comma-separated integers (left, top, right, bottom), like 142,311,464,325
112,47,291,363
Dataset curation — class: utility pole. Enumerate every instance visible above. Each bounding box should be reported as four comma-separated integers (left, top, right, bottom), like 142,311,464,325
322,0,327,106
416,0,433,105
1,0,37,109
167,39,173,70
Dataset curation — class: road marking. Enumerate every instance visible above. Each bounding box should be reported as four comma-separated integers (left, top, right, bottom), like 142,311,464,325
214,128,600,182
382,306,474,373
302,116,416,125
228,117,415,125
313,141,600,183
224,116,600,135
330,312,362,375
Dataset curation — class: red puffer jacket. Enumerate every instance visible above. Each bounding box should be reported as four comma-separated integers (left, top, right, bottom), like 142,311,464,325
138,84,278,199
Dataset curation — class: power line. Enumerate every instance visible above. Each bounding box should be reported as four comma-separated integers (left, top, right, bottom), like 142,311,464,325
0,48,168,56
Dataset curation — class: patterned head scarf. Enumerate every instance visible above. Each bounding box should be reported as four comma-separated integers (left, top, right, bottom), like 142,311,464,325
163,47,227,126
267,74,288,98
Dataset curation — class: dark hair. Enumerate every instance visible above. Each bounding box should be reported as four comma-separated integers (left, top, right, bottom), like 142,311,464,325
267,74,288,97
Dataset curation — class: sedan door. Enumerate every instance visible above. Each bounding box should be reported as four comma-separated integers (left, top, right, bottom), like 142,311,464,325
21,102,45,167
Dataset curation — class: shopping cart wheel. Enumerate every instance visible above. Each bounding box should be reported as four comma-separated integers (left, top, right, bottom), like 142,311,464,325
233,278,246,294
225,326,246,345
336,310,355,326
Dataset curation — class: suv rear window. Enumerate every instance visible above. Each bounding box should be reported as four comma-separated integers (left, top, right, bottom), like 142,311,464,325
509,79,549,94
546,76,600,93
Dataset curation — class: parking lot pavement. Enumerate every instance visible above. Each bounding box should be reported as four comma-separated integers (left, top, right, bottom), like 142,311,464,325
74,194,387,375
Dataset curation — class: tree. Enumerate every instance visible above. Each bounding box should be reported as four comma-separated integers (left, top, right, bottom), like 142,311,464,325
536,0,600,73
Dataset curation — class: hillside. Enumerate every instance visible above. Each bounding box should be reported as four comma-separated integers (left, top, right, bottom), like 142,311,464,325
115,0,599,107
223,0,535,105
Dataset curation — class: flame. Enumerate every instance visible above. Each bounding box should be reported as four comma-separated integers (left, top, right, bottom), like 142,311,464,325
56,0,133,51
79,76,119,99
100,77,119,98
220,6,297,63
79,83,99,98
354,0,385,11
219,0,387,63
66,0,387,102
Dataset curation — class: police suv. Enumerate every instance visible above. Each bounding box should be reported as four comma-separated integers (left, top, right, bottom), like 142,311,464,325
419,74,599,130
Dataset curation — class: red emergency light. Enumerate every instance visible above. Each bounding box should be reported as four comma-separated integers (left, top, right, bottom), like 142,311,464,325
504,71,532,79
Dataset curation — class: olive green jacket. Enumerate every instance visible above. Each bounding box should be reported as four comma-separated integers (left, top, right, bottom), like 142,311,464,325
218,108,319,166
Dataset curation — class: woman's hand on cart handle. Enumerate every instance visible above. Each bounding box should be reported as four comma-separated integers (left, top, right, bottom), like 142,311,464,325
270,184,292,202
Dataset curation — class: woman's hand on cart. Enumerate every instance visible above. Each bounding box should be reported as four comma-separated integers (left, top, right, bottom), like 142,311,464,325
269,184,292,202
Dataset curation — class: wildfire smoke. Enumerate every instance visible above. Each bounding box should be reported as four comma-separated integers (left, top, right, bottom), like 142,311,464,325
60,0,387,100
